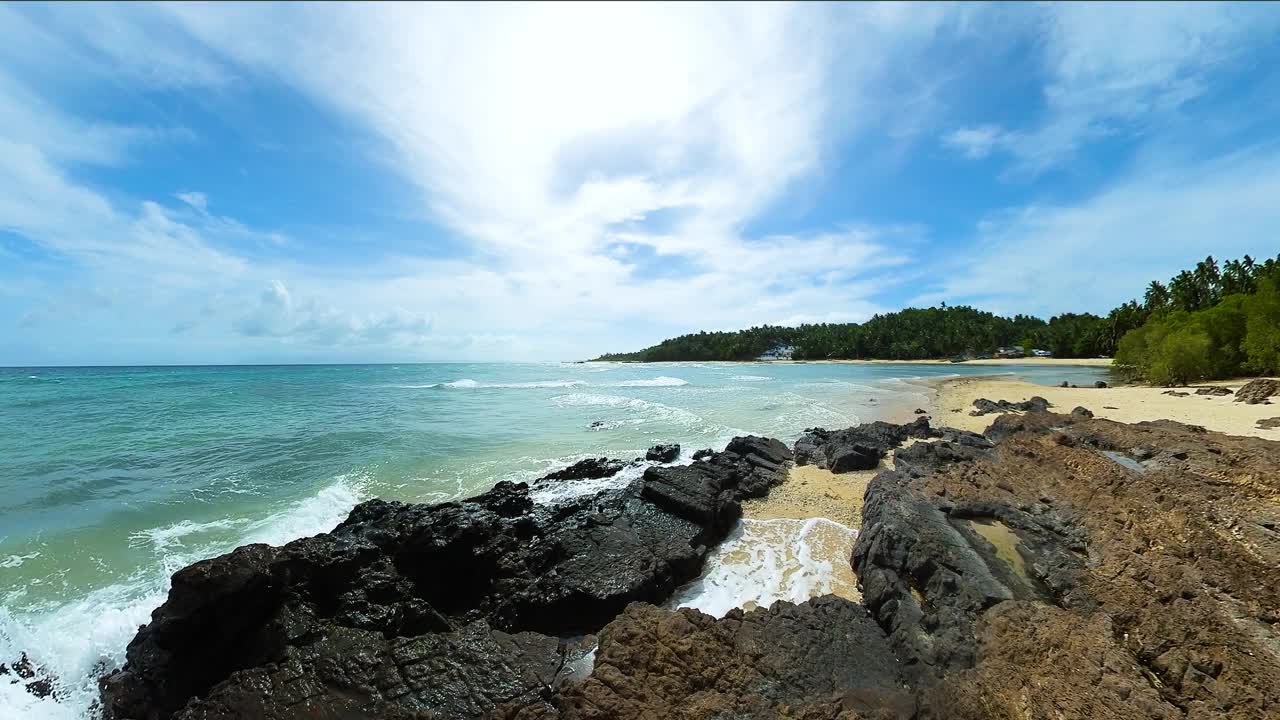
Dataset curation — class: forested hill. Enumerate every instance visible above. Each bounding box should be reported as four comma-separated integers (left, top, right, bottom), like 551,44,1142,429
595,254,1280,381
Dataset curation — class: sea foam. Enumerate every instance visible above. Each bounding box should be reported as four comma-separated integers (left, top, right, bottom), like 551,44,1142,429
0,474,367,720
672,517,858,618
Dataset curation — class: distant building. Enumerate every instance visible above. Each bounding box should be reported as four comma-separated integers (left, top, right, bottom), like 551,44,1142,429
1031,349,1053,357
995,346,1026,359
757,343,794,361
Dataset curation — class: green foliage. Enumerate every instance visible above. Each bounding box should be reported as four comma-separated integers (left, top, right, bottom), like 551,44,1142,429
597,252,1280,381
1114,254,1280,384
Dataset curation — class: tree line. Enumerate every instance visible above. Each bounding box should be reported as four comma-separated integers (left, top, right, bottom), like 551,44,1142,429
595,253,1280,384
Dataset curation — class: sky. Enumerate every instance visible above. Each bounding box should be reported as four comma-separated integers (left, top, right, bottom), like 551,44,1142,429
2,2,1280,365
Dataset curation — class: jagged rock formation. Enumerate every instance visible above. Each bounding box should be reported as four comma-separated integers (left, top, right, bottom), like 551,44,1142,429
969,396,1051,416
537,457,626,482
1235,378,1279,404
644,443,681,462
1195,386,1234,396
793,418,933,472
98,409,1280,720
99,437,788,720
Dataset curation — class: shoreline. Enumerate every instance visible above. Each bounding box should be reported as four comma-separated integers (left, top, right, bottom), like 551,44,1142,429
929,375,1279,439
590,357,1114,367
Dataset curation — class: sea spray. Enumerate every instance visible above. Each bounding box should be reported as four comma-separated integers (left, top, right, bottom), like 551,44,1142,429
672,517,859,618
0,474,368,720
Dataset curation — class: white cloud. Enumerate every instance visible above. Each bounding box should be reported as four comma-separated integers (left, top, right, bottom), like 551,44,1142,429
3,3,1280,364
943,124,1007,159
943,4,1280,174
925,143,1280,317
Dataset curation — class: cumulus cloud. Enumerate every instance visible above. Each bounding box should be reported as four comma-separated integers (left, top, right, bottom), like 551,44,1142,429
237,280,432,347
922,143,1280,317
2,3,1280,364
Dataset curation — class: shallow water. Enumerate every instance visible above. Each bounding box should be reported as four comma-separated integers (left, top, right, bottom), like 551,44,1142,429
0,361,1108,718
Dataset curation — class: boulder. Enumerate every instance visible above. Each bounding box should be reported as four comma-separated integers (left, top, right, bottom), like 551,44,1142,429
644,443,680,462
691,448,713,461
970,396,1052,416
1194,386,1233,396
914,407,928,414
1162,390,1190,397
1095,381,1108,389
521,598,906,720
1071,406,1094,419
1234,378,1279,405
794,418,934,473
538,457,625,482
1258,417,1280,430
641,435,791,540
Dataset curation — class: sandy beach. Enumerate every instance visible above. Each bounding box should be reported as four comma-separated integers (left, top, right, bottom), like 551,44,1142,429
931,375,1280,439
807,357,1114,367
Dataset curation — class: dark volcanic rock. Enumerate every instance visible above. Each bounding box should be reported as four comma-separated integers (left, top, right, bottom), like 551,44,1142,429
537,457,625,482
1095,380,1108,388
1235,378,1279,404
504,598,906,719
970,396,1051,416
2,652,54,700
892,429,994,477
853,473,1081,683
100,460,763,720
794,418,934,472
914,407,928,414
1071,406,1095,418
644,443,680,462
1162,390,1191,397
1195,386,1234,396
1258,417,1280,430
640,435,791,540
691,448,713,461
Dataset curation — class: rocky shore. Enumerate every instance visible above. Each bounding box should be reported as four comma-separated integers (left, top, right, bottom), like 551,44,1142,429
74,406,1280,719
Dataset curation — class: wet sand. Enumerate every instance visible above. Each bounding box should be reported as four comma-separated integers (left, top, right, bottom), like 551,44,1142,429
743,464,873,529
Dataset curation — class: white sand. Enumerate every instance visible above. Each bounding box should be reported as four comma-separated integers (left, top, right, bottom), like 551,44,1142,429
932,376,1280,439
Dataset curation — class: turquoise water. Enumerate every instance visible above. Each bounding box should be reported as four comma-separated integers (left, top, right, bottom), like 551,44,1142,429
0,361,1107,718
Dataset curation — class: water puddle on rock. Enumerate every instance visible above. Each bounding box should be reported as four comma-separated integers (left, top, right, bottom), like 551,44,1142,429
1102,451,1147,473
672,517,859,618
965,518,1030,582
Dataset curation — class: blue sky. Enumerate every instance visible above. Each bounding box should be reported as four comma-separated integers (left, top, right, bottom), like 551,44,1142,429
3,2,1280,364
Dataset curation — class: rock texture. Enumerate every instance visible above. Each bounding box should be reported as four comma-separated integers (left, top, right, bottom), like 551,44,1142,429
856,410,1280,718
1235,378,1279,404
969,396,1051,416
793,418,933,472
537,457,626,482
99,437,784,720
497,597,909,720
645,443,681,462
1195,386,1234,396
99,413,1280,720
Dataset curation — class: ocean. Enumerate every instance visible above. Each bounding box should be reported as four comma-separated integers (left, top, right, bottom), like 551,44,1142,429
0,361,1108,718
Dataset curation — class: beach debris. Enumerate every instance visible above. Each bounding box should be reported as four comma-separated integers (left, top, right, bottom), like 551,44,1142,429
644,443,681,463
913,408,928,414
1258,417,1280,430
1234,378,1279,404
1103,405,1119,409
970,396,1051,416
1194,386,1233,396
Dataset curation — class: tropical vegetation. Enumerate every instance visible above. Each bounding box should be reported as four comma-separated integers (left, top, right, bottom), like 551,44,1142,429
595,253,1280,385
